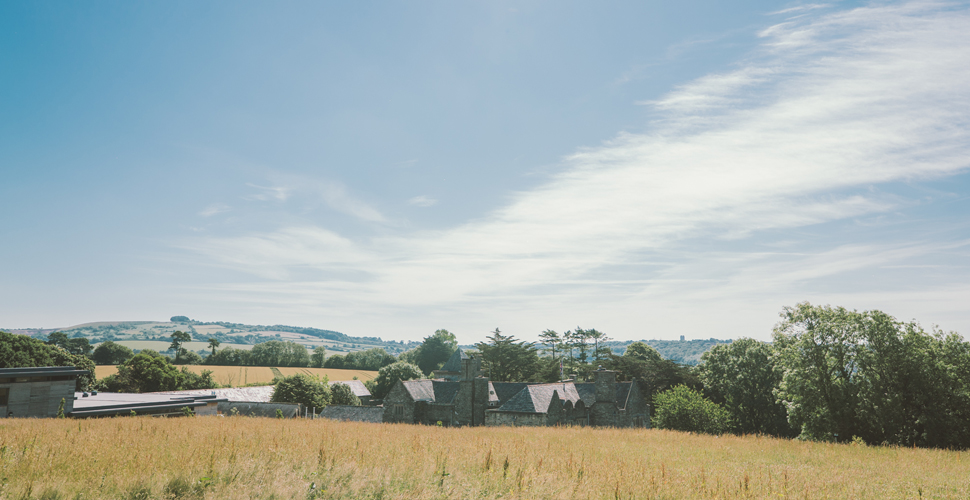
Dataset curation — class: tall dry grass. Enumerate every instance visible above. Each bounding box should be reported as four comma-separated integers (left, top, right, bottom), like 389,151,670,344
1,417,967,499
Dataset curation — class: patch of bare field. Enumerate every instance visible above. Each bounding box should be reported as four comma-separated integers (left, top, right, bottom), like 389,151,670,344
2,418,967,499
92,365,377,386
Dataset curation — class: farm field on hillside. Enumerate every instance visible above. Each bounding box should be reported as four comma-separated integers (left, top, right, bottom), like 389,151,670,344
2,418,968,500
93,365,377,386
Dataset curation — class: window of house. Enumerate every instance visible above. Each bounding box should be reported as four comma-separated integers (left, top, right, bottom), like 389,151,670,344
394,405,404,417
0,388,8,407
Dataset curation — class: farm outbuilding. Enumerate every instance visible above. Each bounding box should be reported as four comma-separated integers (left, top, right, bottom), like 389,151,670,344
0,366,89,418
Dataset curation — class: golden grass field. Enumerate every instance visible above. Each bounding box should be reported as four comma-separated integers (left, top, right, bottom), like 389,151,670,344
2,418,968,500
93,365,378,386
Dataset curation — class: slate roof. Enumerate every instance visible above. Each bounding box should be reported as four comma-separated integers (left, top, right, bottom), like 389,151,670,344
329,380,372,398
489,382,529,407
401,379,436,401
573,382,635,410
495,381,637,414
439,349,469,373
497,383,583,414
432,381,460,404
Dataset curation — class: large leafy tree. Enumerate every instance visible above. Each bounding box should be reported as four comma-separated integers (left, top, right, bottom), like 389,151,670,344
325,347,396,370
624,341,663,364
1,331,95,391
203,346,252,366
99,350,219,393
110,351,183,393
250,340,310,367
475,329,539,382
698,338,794,437
330,382,361,406
411,329,458,375
271,374,331,409
91,341,134,365
45,331,70,349
773,303,867,442
367,361,423,400
310,346,327,368
607,354,700,400
773,302,970,448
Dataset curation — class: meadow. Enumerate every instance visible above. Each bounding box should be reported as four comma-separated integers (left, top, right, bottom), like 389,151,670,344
2,417,968,499
93,365,378,386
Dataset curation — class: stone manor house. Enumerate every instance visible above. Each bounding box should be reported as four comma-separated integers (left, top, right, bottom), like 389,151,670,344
383,349,650,427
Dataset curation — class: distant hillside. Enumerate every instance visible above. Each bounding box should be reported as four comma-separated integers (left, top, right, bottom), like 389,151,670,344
6,317,419,356
609,339,732,365
460,338,732,366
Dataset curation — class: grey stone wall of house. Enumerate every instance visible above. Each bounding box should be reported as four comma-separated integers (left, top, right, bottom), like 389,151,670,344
455,380,473,425
318,405,384,423
619,382,650,428
1,379,76,418
422,403,454,425
484,411,547,426
218,402,300,418
589,369,620,426
453,357,484,426
382,383,415,424
472,377,488,426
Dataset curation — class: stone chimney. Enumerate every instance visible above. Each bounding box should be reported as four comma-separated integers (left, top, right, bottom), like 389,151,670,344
594,367,617,404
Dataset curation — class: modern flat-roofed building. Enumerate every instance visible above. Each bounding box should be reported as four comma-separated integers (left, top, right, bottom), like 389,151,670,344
0,366,89,418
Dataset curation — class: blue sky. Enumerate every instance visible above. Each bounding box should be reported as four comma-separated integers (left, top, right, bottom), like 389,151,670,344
3,1,969,344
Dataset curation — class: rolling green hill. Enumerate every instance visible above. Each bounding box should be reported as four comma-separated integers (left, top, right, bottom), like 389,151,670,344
7,317,417,356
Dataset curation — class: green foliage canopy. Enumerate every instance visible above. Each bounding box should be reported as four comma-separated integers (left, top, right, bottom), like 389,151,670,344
0,331,95,391
623,341,663,364
310,346,327,368
91,341,134,365
250,340,310,367
369,361,423,400
330,382,361,406
271,374,331,409
698,338,793,437
773,302,970,447
475,329,539,382
652,384,730,435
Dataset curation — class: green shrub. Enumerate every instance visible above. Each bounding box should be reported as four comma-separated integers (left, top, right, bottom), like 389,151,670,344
653,384,730,435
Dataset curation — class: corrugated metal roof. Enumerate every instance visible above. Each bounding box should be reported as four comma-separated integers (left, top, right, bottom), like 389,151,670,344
0,366,89,378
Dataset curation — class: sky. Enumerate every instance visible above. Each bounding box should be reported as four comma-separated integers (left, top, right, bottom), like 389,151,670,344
2,1,969,344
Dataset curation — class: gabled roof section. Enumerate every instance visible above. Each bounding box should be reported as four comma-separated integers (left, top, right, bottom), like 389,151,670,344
439,349,469,373
489,382,529,406
497,383,582,414
401,379,436,401
400,379,459,403
573,382,636,410
432,381,460,404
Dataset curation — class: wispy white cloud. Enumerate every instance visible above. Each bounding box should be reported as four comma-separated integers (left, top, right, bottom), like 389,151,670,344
199,203,231,217
184,1,970,341
408,196,438,207
245,183,291,202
